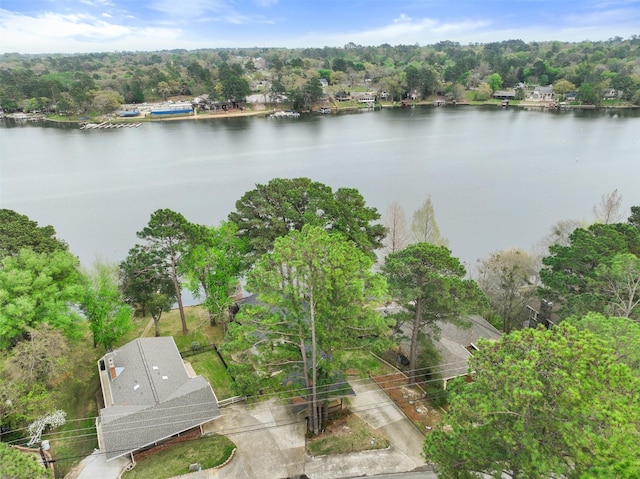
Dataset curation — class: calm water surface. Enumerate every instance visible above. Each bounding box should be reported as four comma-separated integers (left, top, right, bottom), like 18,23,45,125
1,106,639,270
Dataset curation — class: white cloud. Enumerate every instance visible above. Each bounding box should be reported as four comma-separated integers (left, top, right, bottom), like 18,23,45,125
0,9,184,53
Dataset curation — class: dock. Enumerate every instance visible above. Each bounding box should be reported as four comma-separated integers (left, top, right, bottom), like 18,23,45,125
80,121,141,130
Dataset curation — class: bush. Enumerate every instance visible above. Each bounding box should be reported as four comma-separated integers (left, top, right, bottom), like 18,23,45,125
190,341,201,352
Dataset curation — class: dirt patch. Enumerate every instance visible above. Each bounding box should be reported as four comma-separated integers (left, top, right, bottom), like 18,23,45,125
371,372,442,432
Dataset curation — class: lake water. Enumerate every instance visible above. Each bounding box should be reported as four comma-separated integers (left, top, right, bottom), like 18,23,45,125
1,106,639,272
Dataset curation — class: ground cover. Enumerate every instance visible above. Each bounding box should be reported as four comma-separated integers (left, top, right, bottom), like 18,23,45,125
121,434,236,479
186,352,235,400
371,372,443,434
48,331,101,478
306,411,389,456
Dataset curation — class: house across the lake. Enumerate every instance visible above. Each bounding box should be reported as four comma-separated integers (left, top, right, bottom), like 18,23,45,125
96,337,220,461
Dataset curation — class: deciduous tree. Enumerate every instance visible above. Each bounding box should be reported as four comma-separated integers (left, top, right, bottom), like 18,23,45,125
410,196,448,247
382,201,410,255
181,222,246,328
81,259,133,349
477,248,538,332
424,324,640,478
593,188,625,224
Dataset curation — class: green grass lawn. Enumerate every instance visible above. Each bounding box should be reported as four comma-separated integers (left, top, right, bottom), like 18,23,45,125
187,352,235,400
306,412,389,456
121,434,236,479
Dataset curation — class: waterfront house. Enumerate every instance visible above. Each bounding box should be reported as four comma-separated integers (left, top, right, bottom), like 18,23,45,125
96,337,220,461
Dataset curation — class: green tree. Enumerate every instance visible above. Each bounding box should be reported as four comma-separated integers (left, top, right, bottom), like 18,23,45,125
119,244,175,337
578,81,602,106
0,442,53,479
292,77,323,111
228,178,385,263
382,243,487,384
539,223,640,319
137,209,190,334
0,249,83,349
225,225,390,434
486,72,503,92
568,312,640,375
181,222,246,328
81,259,133,349
424,324,640,478
629,205,640,232
553,78,576,96
473,82,493,101
92,89,124,114
477,248,538,332
0,209,67,258
411,196,448,246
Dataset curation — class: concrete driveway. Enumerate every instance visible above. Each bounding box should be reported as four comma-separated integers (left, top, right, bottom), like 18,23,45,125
67,449,131,479
194,378,428,479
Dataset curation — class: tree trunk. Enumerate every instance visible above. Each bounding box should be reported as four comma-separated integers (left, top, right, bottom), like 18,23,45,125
310,288,320,435
170,256,188,334
409,297,422,385
153,316,161,337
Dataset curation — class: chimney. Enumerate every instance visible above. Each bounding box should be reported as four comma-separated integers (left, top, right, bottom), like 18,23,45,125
108,357,116,380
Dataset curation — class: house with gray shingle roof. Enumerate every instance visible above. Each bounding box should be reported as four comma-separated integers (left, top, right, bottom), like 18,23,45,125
96,337,220,461
428,315,502,386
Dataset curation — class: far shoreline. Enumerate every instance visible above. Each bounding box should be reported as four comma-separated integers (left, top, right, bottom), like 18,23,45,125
11,100,639,126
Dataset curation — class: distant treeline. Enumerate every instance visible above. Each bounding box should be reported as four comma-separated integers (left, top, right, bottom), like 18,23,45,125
1,36,639,115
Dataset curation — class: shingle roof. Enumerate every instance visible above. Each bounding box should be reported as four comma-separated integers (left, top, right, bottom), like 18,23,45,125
97,337,220,460
428,315,502,381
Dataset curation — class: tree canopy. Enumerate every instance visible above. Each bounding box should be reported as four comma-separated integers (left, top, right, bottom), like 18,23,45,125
382,243,487,383
81,260,133,349
136,209,191,334
0,209,67,258
228,178,385,262
424,324,640,478
119,244,175,337
180,221,246,328
0,249,84,349
0,442,53,479
225,225,390,434
477,248,537,332
539,223,640,320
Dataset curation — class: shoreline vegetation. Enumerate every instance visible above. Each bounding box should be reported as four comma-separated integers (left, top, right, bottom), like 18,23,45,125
9,98,638,126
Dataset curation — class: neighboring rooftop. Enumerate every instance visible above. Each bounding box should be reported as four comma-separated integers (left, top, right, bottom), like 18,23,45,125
429,315,502,381
97,337,220,461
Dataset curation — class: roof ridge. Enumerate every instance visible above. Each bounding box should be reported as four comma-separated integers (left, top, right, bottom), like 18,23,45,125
137,339,160,404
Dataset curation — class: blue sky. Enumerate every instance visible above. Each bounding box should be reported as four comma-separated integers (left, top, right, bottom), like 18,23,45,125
1,0,639,54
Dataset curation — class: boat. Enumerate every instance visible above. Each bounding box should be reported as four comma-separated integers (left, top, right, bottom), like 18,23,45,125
117,110,141,117
269,110,300,118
